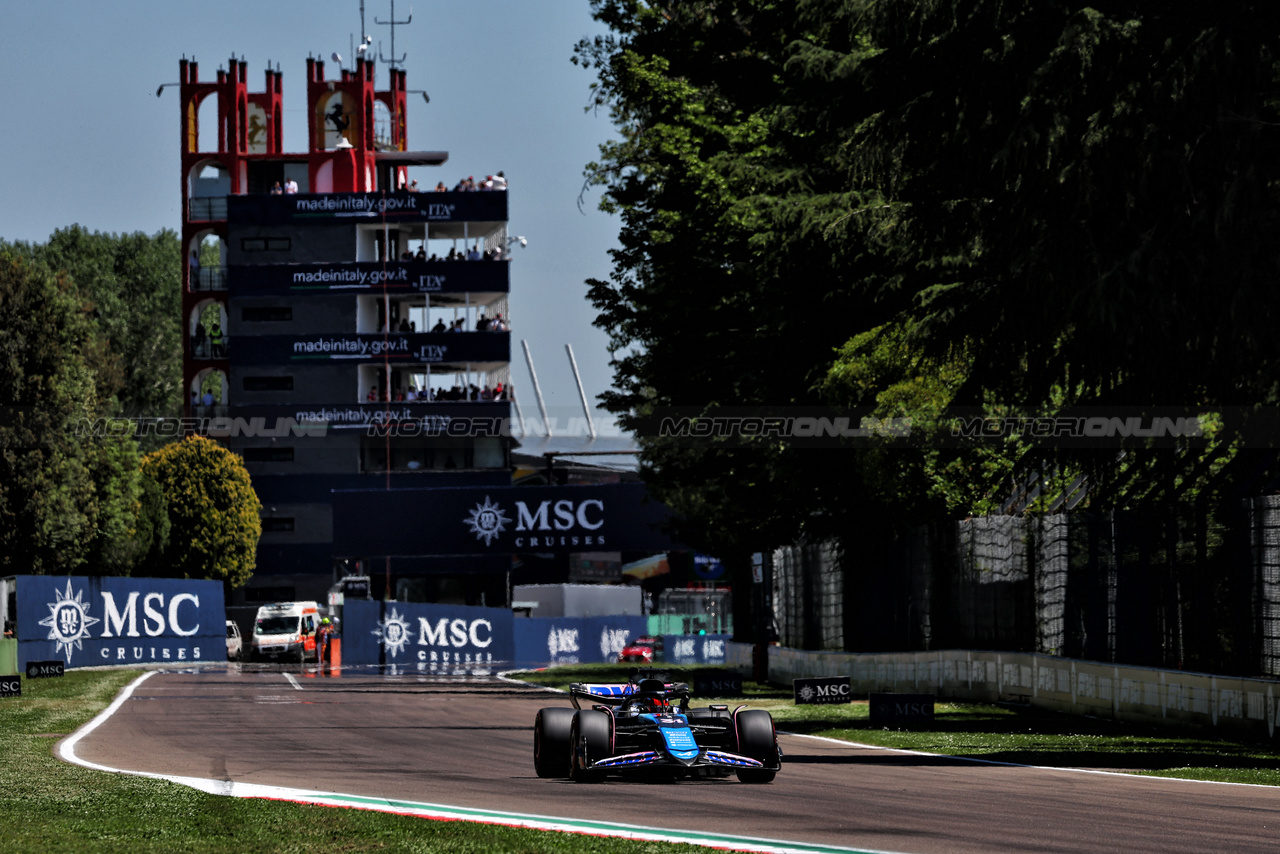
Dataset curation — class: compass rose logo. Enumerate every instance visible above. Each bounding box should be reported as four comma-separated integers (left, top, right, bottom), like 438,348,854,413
463,495,510,547
372,606,412,658
38,581,100,664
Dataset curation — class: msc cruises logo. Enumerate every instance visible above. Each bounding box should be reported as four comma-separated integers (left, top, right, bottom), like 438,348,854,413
463,496,511,546
461,495,609,549
38,581,100,664
372,606,412,658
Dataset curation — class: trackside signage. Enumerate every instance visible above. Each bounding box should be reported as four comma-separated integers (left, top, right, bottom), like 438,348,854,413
12,577,226,669
793,676,853,705
343,599,514,672
228,191,507,225
26,660,64,678
869,692,936,725
332,483,683,556
233,332,509,365
228,261,508,296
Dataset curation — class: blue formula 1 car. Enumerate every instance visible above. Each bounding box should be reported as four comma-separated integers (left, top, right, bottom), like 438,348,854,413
533,671,781,783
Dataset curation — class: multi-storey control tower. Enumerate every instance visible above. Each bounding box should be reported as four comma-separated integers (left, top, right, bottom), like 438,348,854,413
178,55,516,610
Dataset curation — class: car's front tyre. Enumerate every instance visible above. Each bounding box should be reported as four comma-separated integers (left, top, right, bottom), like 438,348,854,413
534,708,576,778
734,709,778,783
569,709,612,783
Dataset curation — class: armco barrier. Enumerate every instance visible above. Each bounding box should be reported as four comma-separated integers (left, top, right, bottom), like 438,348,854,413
721,642,1280,739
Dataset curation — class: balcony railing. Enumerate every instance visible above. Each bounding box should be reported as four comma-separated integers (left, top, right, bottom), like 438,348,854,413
190,266,227,292
190,335,230,360
189,196,228,221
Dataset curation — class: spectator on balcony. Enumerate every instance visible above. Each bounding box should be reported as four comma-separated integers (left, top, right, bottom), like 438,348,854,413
490,313,509,332
284,177,299,194
466,244,482,261
400,249,414,261
210,324,225,358
434,181,447,192
194,324,209,357
431,318,446,333
398,317,411,333
491,171,508,190
415,245,426,261
476,313,490,331
408,179,419,192
270,181,283,195
445,247,459,261
202,390,215,408
367,386,378,402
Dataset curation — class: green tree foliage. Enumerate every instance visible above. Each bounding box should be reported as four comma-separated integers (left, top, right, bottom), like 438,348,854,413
582,1,1280,541
140,436,260,588
0,252,143,574
3,226,183,420
578,1,885,554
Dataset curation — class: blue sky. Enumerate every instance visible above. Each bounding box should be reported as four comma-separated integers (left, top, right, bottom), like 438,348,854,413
0,0,627,435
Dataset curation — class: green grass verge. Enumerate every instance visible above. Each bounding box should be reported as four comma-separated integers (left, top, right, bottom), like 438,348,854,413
508,664,1280,786
0,669,729,854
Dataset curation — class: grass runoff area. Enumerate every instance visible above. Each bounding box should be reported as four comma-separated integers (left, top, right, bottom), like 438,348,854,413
0,668,725,854
509,664,1280,787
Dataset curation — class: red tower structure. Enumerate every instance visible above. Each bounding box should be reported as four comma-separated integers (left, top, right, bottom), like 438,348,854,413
178,56,439,414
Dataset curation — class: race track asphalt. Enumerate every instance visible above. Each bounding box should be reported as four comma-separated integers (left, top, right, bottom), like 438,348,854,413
68,665,1280,854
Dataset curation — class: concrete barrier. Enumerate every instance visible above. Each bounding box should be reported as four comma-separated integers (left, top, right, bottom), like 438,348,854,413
722,642,1280,739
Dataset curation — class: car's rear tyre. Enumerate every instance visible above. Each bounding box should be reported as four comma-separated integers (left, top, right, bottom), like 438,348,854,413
533,708,576,778
734,709,778,783
569,709,611,783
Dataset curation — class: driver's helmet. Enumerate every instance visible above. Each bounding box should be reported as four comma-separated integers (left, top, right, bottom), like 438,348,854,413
634,678,669,712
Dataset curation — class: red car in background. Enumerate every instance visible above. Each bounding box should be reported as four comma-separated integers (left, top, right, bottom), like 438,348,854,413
617,635,662,663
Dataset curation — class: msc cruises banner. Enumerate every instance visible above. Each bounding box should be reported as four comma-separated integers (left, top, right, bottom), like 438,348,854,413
332,483,683,556
233,332,510,365
343,599,514,671
11,577,226,669
229,191,507,225
227,261,509,296
513,616,649,667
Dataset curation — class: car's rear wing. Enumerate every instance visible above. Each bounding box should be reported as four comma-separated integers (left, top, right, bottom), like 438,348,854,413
569,682,691,710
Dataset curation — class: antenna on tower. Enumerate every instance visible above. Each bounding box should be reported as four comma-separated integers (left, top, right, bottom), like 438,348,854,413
375,0,412,69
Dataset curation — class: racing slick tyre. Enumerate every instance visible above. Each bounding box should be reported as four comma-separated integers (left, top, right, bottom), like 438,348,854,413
734,709,778,784
534,708,576,778
569,709,612,783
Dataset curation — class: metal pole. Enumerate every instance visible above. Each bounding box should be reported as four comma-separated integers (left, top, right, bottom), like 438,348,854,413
522,339,551,437
565,343,596,439
510,384,528,437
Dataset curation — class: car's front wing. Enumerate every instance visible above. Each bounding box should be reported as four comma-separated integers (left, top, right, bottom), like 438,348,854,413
588,748,765,772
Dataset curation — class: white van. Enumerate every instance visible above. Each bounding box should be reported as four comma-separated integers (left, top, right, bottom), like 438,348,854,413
250,601,322,663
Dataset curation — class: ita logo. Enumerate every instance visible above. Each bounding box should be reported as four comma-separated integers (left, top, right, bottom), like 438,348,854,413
463,495,510,546
38,581,100,664
372,606,412,658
